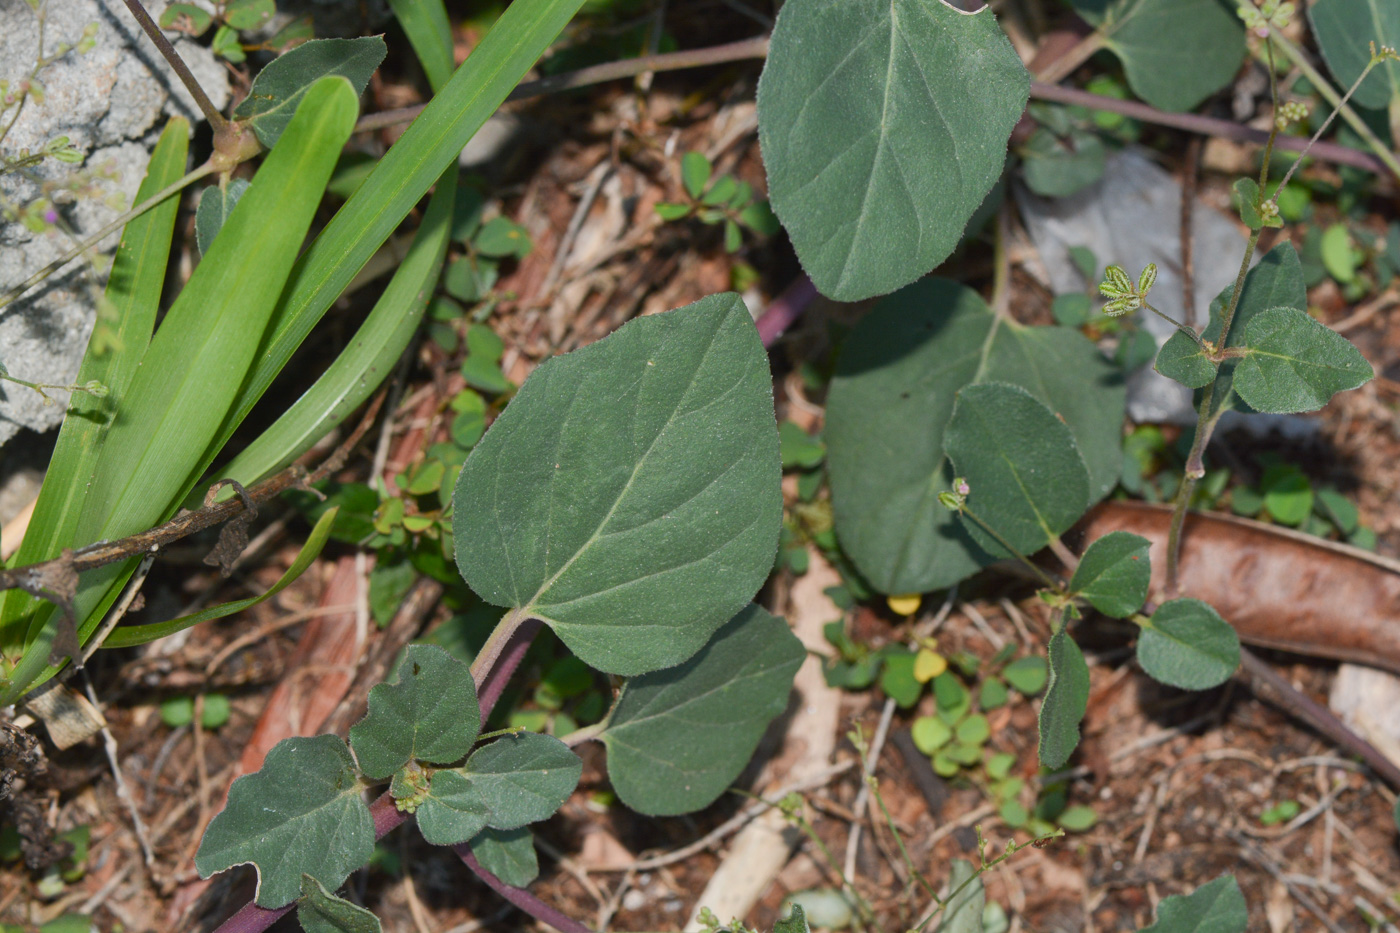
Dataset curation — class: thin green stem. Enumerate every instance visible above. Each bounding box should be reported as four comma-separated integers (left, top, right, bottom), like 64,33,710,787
1141,301,1206,348
960,505,1061,591
1263,24,1400,182
910,831,1059,933
868,773,938,901
561,721,604,747
0,161,214,314
467,606,529,691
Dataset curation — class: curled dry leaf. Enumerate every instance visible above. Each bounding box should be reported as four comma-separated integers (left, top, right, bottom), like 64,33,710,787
1074,501,1400,675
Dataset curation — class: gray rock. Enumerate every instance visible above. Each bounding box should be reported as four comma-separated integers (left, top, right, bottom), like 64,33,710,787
0,0,229,447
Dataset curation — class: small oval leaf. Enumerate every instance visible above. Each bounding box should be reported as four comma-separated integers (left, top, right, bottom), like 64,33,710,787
348,644,480,780
1038,629,1089,770
1233,307,1373,414
235,36,388,148
1139,598,1240,690
467,827,538,887
461,732,581,829
1068,531,1150,618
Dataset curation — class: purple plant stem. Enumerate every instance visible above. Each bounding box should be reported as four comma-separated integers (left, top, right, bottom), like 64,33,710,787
477,616,543,721
756,274,819,348
455,847,594,933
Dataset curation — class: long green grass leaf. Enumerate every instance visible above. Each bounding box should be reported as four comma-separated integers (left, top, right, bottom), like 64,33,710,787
0,119,189,651
100,507,338,649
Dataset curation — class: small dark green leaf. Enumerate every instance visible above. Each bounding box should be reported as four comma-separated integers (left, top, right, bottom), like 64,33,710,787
349,644,481,779
461,732,581,828
1052,293,1091,327
775,904,812,933
1021,128,1106,198
1140,875,1248,933
779,421,824,469
196,736,373,909
474,216,532,259
368,558,416,628
1153,331,1215,388
1315,487,1359,534
224,0,275,30
1003,656,1047,694
459,323,511,394
655,202,692,221
1139,599,1239,690
598,605,804,815
1233,307,1373,414
235,37,388,148
703,175,740,207
933,671,971,724
758,0,1028,300
452,294,781,675
212,25,245,63
1038,630,1089,770
415,770,490,846
1260,464,1312,526
298,875,382,933
945,382,1091,558
467,827,538,887
1069,531,1150,618
159,3,212,34
880,650,922,708
1231,178,1265,231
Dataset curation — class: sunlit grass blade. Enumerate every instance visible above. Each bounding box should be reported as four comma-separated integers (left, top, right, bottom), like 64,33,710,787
100,507,338,649
0,119,189,652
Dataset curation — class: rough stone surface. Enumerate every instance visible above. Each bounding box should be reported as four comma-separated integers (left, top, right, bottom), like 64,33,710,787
0,0,229,447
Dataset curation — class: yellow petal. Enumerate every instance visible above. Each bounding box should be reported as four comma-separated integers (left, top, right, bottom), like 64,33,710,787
914,648,948,683
887,593,922,616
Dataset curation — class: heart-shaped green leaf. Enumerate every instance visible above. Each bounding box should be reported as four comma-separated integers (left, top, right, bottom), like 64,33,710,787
1309,0,1400,111
1070,0,1245,112
1038,629,1089,770
466,827,538,887
1140,875,1247,933
416,770,490,846
598,604,804,815
298,875,382,933
944,382,1090,559
348,644,480,780
1232,307,1373,414
460,732,581,829
1069,531,1150,618
235,37,388,148
757,0,1027,300
1138,599,1239,690
452,294,781,675
196,735,373,909
825,279,1123,594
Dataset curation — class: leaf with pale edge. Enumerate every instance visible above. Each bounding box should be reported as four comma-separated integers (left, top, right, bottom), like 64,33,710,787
415,770,490,846
598,604,804,815
1071,0,1244,112
196,735,373,909
826,279,1122,594
775,905,811,933
1232,307,1373,414
1309,0,1400,111
1038,629,1089,770
945,382,1090,559
349,644,480,780
1139,599,1239,690
298,874,381,933
452,294,781,676
461,732,581,828
757,0,1027,301
1069,532,1150,619
195,179,250,255
936,859,984,933
1153,332,1215,389
467,827,538,887
1139,875,1247,933
235,37,387,148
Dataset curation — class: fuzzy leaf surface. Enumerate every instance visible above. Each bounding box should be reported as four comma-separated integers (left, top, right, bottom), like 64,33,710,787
599,604,804,815
936,859,984,933
1139,599,1239,690
298,875,382,933
1038,629,1089,770
195,179,250,255
235,37,387,147
467,828,538,887
415,770,490,846
757,0,1027,300
1153,333,1216,388
1309,0,1400,111
1140,875,1247,933
944,382,1090,559
825,279,1122,593
349,644,480,780
1070,531,1150,618
1232,307,1373,414
460,732,581,828
452,294,781,675
1071,0,1244,112
196,735,373,909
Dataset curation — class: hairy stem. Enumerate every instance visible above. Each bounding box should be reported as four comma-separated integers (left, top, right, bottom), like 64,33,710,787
961,507,1061,591
118,0,227,130
476,615,543,720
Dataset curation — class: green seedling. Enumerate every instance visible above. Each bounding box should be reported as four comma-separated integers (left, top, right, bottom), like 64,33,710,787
654,151,781,253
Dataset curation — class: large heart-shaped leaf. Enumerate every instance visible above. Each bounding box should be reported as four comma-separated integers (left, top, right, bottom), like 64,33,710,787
1141,875,1248,933
944,382,1090,558
466,827,538,887
196,735,373,909
452,294,781,675
348,644,480,780
1309,0,1400,111
1232,307,1373,414
825,279,1123,593
1070,0,1244,112
598,604,804,815
757,0,1027,301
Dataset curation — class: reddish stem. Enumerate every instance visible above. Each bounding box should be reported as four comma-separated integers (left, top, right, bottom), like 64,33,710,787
756,275,819,348
455,847,594,933
478,616,543,720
